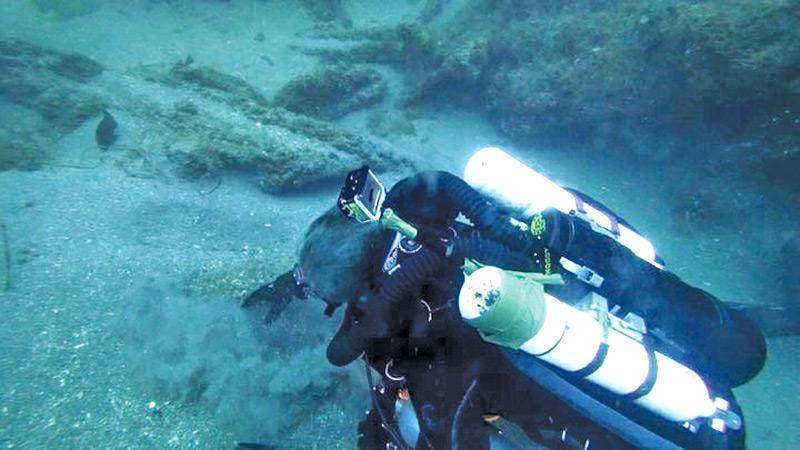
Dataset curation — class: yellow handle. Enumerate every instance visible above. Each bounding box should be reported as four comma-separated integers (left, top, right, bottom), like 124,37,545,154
380,208,418,239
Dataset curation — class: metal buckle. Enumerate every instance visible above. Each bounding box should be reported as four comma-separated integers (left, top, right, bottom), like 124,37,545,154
559,257,604,288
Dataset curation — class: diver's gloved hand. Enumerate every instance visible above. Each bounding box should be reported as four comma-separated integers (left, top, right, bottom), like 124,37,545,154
241,269,308,325
241,271,296,309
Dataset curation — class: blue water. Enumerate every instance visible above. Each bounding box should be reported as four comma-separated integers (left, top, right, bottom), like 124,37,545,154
1,1,798,448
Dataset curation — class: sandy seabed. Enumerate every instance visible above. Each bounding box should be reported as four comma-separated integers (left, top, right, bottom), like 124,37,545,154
1,1,798,448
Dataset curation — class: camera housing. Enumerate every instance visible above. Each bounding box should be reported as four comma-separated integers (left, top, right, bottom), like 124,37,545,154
338,166,386,223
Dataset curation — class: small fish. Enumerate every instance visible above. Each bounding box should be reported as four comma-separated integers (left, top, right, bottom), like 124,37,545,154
95,109,118,150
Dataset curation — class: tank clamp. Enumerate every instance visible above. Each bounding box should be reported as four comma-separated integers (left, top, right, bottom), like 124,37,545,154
681,397,742,435
575,292,647,342
710,397,742,432
560,257,604,288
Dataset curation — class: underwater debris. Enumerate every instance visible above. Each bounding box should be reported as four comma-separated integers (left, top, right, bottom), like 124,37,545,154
95,109,118,150
272,65,388,120
197,176,222,196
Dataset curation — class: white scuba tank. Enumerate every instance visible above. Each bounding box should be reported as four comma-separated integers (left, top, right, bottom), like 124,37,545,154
459,266,718,423
464,147,663,269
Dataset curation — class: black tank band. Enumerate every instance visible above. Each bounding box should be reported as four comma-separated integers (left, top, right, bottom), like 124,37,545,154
535,325,568,358
622,347,659,400
572,342,609,379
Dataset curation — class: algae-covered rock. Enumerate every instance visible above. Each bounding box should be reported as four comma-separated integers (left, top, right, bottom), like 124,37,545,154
0,129,53,171
303,1,800,159
157,62,271,114
272,65,387,120
485,0,800,152
30,0,102,20
366,109,416,137
0,39,103,81
0,39,410,191
300,23,437,69
297,0,352,27
0,39,106,132
0,104,54,170
164,103,368,192
132,61,411,192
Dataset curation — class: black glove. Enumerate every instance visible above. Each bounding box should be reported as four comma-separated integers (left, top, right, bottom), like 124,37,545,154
241,268,307,325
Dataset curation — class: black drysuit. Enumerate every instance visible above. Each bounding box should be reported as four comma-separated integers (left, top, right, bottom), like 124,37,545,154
326,171,764,450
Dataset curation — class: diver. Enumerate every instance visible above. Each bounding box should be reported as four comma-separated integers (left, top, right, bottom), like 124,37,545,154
242,148,775,449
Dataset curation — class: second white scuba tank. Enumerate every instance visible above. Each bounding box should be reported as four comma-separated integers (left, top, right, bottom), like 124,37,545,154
464,147,663,269
458,266,718,423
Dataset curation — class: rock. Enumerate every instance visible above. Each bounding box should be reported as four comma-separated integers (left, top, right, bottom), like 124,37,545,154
297,23,436,69
130,61,411,192
366,109,416,137
0,40,412,191
297,0,352,28
155,62,271,114
272,65,388,120
0,39,103,81
0,104,54,170
0,39,106,132
168,105,404,193
30,0,102,20
300,1,800,161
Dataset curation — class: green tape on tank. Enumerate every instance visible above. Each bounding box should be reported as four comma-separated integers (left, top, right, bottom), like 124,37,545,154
465,270,562,349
